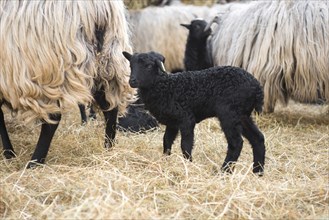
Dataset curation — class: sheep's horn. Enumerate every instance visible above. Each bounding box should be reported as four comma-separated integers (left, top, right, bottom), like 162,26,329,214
156,60,166,73
204,15,219,32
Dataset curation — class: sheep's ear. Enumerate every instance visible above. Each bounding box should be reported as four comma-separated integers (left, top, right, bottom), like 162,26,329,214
204,15,219,32
156,60,166,73
122,51,132,61
180,23,190,30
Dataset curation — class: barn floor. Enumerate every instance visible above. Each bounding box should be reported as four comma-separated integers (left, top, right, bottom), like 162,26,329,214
1,102,328,219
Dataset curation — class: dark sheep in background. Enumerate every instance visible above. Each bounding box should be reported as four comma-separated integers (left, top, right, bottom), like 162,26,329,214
117,97,158,133
181,18,213,71
123,51,266,175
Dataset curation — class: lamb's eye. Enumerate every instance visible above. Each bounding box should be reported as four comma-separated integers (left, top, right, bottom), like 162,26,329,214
146,64,153,69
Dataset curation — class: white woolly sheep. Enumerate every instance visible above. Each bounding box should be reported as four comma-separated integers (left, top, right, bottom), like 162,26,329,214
123,51,266,175
0,0,135,168
211,0,329,112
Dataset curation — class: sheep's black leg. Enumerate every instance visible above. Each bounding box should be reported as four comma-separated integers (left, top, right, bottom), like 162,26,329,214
163,126,179,155
241,116,265,175
78,104,87,124
102,107,118,148
27,113,61,168
93,87,118,148
0,106,15,159
179,122,195,161
220,120,243,173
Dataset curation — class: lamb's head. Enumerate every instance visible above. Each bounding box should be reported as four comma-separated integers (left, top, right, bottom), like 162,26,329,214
123,51,166,88
181,18,211,40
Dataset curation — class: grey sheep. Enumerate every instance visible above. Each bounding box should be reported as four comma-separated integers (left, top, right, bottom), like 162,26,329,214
123,51,266,175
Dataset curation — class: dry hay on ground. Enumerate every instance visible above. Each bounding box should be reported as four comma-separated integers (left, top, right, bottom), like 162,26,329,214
124,0,219,10
1,103,328,219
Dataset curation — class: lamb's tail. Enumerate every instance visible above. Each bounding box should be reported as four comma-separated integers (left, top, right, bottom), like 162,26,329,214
254,85,264,114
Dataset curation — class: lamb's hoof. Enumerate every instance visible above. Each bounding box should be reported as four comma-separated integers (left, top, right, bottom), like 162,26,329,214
253,166,264,177
3,150,16,159
221,162,234,174
221,167,233,174
26,161,43,169
253,171,264,177
183,153,192,162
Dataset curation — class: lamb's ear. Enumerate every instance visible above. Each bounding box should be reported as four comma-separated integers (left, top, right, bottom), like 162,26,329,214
204,15,219,32
156,59,166,73
180,23,190,30
122,51,132,61
203,25,212,33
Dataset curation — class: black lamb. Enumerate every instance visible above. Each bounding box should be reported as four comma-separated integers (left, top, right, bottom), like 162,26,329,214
181,18,213,71
123,51,266,175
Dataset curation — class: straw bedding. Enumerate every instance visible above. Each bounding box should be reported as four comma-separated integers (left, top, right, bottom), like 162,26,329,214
1,103,328,219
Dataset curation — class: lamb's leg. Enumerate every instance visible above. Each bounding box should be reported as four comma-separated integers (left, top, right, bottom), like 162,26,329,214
78,104,87,125
179,122,195,161
0,106,15,159
241,116,265,175
220,120,243,173
93,87,118,148
27,113,61,168
163,126,179,155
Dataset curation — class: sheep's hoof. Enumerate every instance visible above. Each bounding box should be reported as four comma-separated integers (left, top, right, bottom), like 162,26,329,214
89,113,97,120
163,149,171,155
104,139,115,149
3,150,16,159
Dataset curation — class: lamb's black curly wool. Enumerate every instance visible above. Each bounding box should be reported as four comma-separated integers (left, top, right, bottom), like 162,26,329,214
123,51,266,175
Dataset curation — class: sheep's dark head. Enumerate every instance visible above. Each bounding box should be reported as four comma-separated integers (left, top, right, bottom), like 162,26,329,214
123,51,166,89
181,18,211,40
